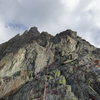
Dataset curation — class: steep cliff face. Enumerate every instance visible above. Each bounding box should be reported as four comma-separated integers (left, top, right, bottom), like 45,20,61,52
0,27,100,100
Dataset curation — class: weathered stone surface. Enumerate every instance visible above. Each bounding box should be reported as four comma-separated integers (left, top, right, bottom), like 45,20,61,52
0,27,100,100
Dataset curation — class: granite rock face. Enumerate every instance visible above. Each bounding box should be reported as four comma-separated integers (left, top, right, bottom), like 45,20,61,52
0,27,100,100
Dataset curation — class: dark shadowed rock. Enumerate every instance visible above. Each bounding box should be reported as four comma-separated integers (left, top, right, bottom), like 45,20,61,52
51,29,77,44
58,29,77,39
37,32,53,47
28,27,40,37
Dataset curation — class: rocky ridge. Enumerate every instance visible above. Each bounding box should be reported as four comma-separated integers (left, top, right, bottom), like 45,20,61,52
0,27,100,100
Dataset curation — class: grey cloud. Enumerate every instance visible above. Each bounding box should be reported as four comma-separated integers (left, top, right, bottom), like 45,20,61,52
0,0,65,26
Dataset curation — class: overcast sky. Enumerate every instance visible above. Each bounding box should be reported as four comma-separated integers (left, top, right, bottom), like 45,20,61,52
0,0,100,47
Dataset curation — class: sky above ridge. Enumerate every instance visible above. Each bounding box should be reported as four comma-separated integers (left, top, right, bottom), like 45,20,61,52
0,0,100,47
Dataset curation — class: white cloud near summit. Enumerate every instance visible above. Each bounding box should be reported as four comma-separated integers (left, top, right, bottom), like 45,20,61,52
0,0,100,47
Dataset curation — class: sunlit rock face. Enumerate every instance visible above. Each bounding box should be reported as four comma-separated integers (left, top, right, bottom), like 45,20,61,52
0,27,100,100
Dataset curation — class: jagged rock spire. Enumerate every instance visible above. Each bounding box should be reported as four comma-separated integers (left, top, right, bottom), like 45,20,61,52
28,27,40,37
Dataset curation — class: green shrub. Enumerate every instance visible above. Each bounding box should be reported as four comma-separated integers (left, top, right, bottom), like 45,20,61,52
59,75,66,85
53,69,61,78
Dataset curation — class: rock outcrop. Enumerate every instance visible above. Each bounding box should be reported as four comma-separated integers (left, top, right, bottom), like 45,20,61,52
0,27,100,100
